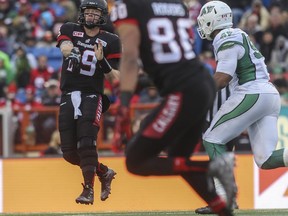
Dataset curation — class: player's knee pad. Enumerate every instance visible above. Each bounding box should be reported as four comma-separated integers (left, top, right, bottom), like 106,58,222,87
62,150,80,166
77,137,96,149
78,137,98,168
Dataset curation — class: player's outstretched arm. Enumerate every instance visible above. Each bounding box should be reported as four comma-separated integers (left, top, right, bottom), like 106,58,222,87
60,40,74,57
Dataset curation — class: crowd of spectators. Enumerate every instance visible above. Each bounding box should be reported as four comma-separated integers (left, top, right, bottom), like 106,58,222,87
186,0,288,100
0,0,81,151
0,0,287,153
0,0,82,109
0,0,286,109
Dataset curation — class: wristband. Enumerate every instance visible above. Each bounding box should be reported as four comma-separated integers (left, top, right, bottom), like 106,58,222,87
98,57,112,73
120,91,133,107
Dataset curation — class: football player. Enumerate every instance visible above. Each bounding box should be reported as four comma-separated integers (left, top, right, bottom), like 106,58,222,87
196,1,288,214
111,0,237,215
56,0,119,205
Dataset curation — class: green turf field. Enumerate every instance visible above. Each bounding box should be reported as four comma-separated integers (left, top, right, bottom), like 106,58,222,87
2,210,288,216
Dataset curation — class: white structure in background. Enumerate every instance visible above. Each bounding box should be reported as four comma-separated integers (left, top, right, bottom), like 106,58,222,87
254,163,288,208
0,101,16,157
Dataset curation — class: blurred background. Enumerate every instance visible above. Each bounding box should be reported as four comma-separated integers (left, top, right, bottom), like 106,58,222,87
0,0,288,157
0,0,286,213
0,0,287,159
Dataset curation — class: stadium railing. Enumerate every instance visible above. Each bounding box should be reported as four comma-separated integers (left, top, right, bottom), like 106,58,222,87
12,103,158,154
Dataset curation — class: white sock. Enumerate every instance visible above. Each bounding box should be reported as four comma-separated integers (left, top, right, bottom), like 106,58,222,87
214,177,226,201
214,177,238,208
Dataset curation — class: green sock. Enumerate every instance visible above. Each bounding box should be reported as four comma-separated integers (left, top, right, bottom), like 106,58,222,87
261,149,285,169
203,140,227,160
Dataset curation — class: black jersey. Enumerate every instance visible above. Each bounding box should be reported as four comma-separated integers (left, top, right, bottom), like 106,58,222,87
111,0,198,95
56,22,121,94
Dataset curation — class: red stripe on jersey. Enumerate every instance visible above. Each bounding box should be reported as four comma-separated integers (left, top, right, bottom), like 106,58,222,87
93,95,103,127
114,18,139,27
106,53,121,60
57,35,72,43
143,93,182,139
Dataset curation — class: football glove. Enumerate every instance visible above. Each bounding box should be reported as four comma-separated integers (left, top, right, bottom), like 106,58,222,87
111,106,133,153
66,47,81,70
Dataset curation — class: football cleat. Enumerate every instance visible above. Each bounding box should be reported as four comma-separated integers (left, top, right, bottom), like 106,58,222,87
99,168,117,201
207,153,238,211
195,200,239,215
75,183,94,205
195,206,214,214
195,199,239,214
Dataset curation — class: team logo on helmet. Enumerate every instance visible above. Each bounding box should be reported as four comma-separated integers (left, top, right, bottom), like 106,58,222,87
197,1,233,41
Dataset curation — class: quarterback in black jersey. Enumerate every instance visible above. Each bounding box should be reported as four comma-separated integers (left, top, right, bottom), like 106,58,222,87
56,0,119,205
111,0,236,215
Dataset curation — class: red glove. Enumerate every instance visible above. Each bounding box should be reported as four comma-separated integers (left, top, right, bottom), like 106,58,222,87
111,106,133,153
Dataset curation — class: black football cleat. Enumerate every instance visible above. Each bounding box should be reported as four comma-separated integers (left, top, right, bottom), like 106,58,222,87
99,168,117,201
195,200,239,214
195,206,214,214
75,183,94,205
195,206,235,216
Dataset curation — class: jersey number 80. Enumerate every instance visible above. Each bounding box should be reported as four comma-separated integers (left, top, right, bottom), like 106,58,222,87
111,3,195,64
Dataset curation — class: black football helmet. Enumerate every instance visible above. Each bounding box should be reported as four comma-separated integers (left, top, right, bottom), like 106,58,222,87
78,0,108,29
